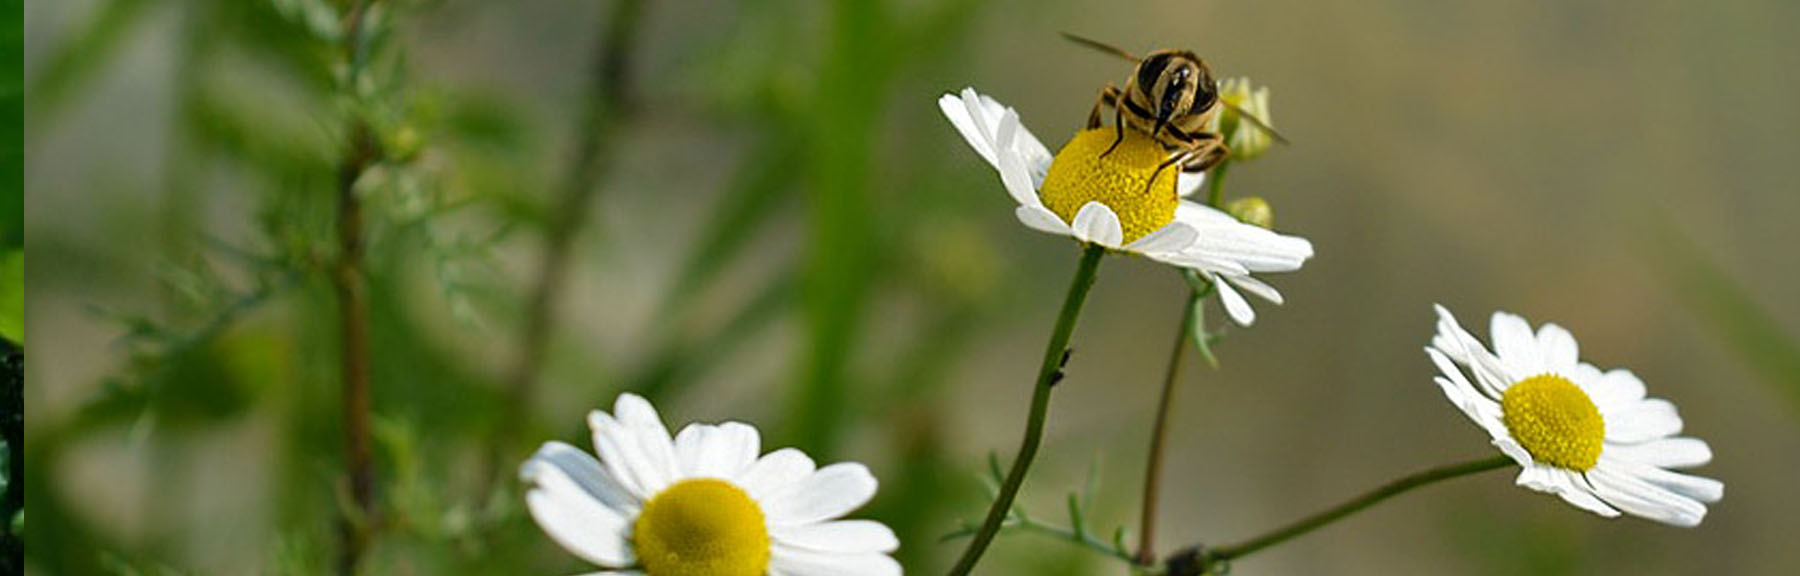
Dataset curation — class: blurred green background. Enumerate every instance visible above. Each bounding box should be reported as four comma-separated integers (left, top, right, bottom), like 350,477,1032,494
20,0,1800,574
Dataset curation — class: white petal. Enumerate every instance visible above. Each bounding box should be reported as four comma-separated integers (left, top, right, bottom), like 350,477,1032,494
769,545,902,576
1589,369,1648,410
994,109,1044,208
1175,203,1314,272
1515,464,1559,494
1546,468,1621,517
1125,221,1198,254
1492,436,1535,467
1177,170,1206,197
1070,202,1124,248
588,411,652,499
526,442,640,512
1212,274,1256,326
1536,322,1580,375
521,457,636,566
737,448,817,502
772,520,900,554
674,422,761,479
938,91,998,169
1224,275,1284,305
1015,205,1072,236
613,394,680,493
763,463,879,526
1603,437,1712,469
1491,311,1545,377
1605,398,1683,443
1600,454,1723,503
1433,305,1512,398
1586,464,1709,527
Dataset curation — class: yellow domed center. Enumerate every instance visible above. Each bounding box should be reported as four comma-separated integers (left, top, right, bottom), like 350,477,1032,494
1500,374,1605,471
634,478,770,576
1039,128,1180,244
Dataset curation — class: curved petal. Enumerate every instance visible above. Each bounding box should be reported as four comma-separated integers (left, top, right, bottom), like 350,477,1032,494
762,463,879,526
1224,275,1284,305
938,91,998,169
526,442,640,512
772,520,899,554
1015,205,1072,236
1586,464,1709,527
521,456,637,567
1600,454,1722,503
1546,468,1621,517
1070,202,1124,248
612,394,680,494
1212,274,1256,326
994,108,1044,208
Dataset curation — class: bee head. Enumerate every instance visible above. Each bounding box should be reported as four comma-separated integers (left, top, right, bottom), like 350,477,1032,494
1138,52,1217,135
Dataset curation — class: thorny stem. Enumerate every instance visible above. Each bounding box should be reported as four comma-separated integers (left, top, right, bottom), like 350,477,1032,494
481,0,645,501
335,3,379,574
1135,294,1197,565
946,244,1107,576
1165,455,1513,575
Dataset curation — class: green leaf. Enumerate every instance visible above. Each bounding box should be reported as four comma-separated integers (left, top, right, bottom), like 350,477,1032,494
0,251,19,343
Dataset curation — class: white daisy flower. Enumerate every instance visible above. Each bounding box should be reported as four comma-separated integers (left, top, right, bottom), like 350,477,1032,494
1426,305,1723,526
938,87,1313,325
521,394,900,575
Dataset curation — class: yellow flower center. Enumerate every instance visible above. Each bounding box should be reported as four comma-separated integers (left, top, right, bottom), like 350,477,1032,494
1039,128,1180,244
1500,374,1606,471
634,478,770,576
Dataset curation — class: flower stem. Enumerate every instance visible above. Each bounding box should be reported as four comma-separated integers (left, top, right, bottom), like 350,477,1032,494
1135,293,1197,565
334,3,380,574
946,243,1107,576
1172,455,1512,573
1204,162,1231,209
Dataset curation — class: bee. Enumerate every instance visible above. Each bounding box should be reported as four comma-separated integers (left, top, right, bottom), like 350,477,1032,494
1062,33,1285,184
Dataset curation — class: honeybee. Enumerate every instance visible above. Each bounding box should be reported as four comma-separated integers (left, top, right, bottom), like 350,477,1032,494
1062,33,1285,183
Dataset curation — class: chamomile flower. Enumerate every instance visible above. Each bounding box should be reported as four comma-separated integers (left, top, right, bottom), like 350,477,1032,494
521,394,900,575
1427,306,1723,526
938,87,1313,325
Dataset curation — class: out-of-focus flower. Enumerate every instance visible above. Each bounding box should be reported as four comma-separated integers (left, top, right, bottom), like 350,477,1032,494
938,87,1313,325
1427,306,1723,526
1224,196,1274,229
521,394,899,575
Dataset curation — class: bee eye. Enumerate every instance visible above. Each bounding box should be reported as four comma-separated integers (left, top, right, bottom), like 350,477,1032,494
1137,54,1171,92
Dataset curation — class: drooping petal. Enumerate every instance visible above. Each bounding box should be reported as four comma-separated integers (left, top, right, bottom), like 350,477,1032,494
1224,274,1284,305
527,442,640,512
1600,454,1723,503
521,456,637,566
1586,464,1709,527
1125,221,1198,254
1212,274,1256,326
1070,202,1124,248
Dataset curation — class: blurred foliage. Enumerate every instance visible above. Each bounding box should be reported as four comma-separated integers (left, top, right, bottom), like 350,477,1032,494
1653,225,1800,415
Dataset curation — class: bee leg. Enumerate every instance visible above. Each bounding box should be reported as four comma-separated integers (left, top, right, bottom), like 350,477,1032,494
1102,92,1127,158
1181,134,1229,174
1086,84,1121,130
1145,150,1198,194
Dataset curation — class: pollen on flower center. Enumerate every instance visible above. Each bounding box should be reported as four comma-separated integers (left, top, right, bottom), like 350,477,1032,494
634,478,770,576
1500,374,1606,471
1039,128,1180,244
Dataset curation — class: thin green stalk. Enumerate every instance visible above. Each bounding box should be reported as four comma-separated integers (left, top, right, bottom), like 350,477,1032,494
1135,294,1196,564
946,243,1106,576
1168,455,1512,574
334,3,380,574
1204,162,1231,209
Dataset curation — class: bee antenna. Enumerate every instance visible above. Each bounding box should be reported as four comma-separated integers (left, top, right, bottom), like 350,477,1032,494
1060,32,1140,62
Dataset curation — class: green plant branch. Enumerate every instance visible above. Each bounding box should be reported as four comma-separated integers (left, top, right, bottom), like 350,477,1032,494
946,243,1106,576
1136,291,1199,565
1165,455,1513,575
333,2,381,573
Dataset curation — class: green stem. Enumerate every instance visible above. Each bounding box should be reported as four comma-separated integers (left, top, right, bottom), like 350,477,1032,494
1135,294,1196,564
1204,161,1231,209
946,243,1107,576
1191,455,1512,570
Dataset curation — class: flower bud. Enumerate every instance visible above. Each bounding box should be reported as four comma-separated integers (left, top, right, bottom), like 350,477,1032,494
1225,196,1274,229
1215,77,1275,161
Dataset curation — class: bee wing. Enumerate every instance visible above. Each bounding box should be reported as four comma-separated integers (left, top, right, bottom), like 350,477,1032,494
1059,32,1140,62
1222,100,1290,145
